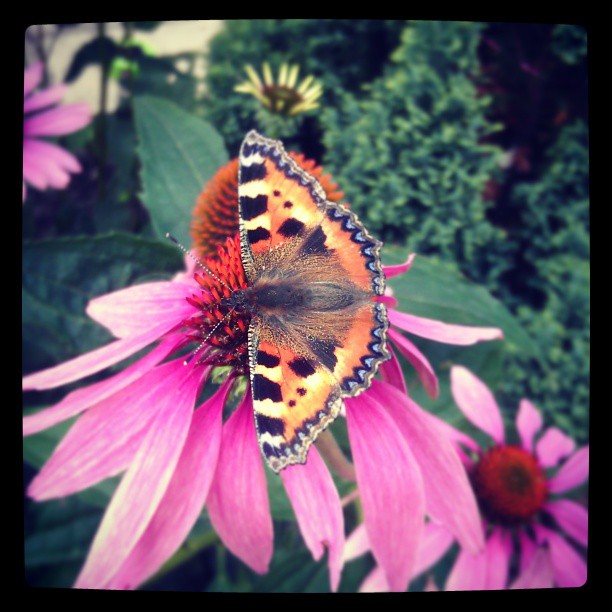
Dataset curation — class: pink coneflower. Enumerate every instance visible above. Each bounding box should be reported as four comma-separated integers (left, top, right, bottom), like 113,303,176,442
23,160,503,592
347,366,588,591
23,61,92,202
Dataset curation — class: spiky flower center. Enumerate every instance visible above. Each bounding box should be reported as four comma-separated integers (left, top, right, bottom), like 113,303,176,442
184,234,251,374
471,445,548,526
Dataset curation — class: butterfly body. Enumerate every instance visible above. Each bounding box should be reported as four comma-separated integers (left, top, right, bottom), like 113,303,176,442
235,130,390,473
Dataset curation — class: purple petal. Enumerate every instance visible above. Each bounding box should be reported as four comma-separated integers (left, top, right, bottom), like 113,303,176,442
511,548,554,589
376,294,398,309
23,138,71,190
450,366,505,444
86,281,197,338
24,103,92,137
484,528,511,589
422,409,480,463
388,309,503,345
23,336,182,435
383,253,416,279
359,566,390,593
536,427,576,468
375,380,484,553
206,391,273,574
516,399,543,453
345,391,425,592
74,362,202,588
281,446,345,591
23,313,190,391
378,344,408,395
24,61,43,96
23,84,67,113
548,446,589,494
388,328,439,399
343,523,370,563
105,377,233,589
545,500,588,547
446,546,488,591
27,359,203,501
519,531,537,574
546,530,588,587
23,138,81,173
413,522,455,578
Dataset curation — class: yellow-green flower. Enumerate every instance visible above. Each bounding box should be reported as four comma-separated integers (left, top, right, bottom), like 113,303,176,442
234,62,323,116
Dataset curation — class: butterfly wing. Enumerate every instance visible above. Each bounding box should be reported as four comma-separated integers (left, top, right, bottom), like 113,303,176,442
238,130,390,472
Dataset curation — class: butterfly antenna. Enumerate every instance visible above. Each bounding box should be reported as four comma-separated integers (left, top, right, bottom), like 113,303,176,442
184,304,238,366
166,233,233,291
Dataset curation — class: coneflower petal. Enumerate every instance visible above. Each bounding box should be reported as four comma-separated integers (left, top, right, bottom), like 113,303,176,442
28,360,207,501
544,499,588,547
546,529,588,587
23,336,183,436
383,254,416,279
535,427,576,468
206,391,273,574
511,548,554,589
516,399,544,453
23,315,190,391
105,376,233,589
389,309,503,345
377,380,484,553
547,445,589,493
346,391,425,592
281,447,345,592
73,361,202,588
388,328,438,399
86,281,197,339
484,528,511,589
450,366,505,444
446,545,488,591
378,344,408,394
413,521,455,578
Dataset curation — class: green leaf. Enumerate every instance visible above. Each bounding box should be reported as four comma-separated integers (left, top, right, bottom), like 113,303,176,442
22,232,183,374
133,95,229,245
383,245,539,358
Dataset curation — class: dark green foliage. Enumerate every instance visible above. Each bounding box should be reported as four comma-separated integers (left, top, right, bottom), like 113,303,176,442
202,19,406,156
498,121,589,440
551,24,588,65
321,21,507,286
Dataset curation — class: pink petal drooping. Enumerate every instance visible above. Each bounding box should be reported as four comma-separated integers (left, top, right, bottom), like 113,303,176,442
206,391,273,574
74,361,204,589
346,390,425,592
106,376,233,589
281,446,345,592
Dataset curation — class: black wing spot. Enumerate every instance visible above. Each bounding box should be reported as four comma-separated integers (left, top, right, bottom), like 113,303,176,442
256,413,286,436
288,357,317,378
252,373,282,402
247,227,271,244
301,226,331,255
241,162,267,184
257,350,280,368
289,400,296,407
278,217,305,238
283,201,293,209
297,387,307,396
240,195,268,221
274,190,281,197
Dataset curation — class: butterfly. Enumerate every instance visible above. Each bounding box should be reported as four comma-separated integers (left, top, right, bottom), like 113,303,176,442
226,130,390,473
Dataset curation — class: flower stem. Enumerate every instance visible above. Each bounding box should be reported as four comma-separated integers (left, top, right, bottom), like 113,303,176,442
315,430,356,481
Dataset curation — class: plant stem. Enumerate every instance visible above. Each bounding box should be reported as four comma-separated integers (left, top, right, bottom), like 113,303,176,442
315,430,356,481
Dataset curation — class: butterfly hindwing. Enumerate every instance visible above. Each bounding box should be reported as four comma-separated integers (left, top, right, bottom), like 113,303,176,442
249,324,343,473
